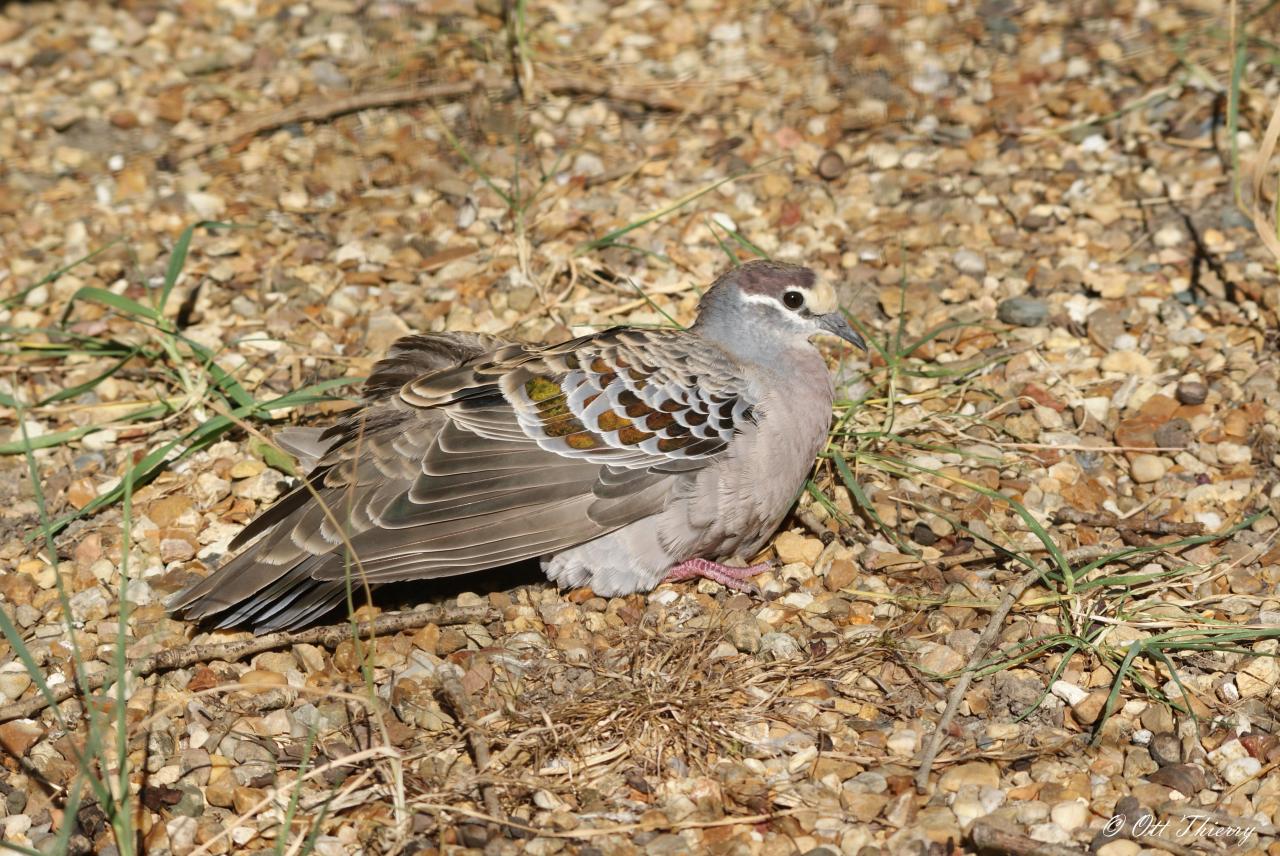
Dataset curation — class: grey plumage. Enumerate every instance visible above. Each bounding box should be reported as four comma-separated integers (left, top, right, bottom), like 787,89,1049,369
167,261,866,632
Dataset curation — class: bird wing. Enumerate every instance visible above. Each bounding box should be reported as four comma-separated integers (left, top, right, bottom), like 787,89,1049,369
169,328,759,630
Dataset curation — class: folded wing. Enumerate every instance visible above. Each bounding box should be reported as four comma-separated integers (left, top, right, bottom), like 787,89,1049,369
168,328,757,632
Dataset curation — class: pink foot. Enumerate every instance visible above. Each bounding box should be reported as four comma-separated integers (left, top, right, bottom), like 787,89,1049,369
662,557,774,593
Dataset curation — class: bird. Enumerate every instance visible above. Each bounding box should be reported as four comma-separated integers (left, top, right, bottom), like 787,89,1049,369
167,260,867,633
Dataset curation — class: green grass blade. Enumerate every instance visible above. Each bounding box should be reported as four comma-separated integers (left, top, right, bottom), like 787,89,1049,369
724,224,770,259
33,378,356,537
898,318,988,358
431,107,514,209
1228,16,1248,208
1090,640,1143,746
707,218,740,266
624,278,685,330
0,425,101,454
157,221,230,315
35,350,140,406
576,165,768,254
1,238,124,309
177,334,257,409
1010,642,1080,721
112,447,136,851
274,726,319,856
59,286,159,326
830,449,918,556
0,403,173,456
11,405,121,823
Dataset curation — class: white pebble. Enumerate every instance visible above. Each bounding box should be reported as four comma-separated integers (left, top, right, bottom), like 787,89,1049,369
649,588,679,606
1080,134,1108,153
952,249,986,276
711,211,737,232
709,22,742,42
1220,756,1261,785
1207,738,1249,767
1051,680,1089,705
887,729,918,757
1154,225,1185,248
1029,822,1072,844
1051,798,1089,831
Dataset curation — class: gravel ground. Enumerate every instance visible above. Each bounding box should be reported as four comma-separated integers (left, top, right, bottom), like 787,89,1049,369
3,1,1280,854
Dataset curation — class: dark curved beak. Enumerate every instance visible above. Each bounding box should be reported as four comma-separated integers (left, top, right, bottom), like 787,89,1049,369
818,312,867,351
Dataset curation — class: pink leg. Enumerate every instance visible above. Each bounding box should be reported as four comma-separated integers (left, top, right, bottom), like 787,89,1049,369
662,557,774,592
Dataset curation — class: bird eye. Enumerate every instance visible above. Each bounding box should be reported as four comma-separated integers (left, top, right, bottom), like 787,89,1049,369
782,290,805,310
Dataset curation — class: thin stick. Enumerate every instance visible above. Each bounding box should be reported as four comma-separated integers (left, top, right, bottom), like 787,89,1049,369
1158,800,1279,837
439,675,507,835
174,72,687,163
541,72,688,112
173,81,477,161
967,819,1095,856
914,566,1042,793
1247,66,1280,263
409,802,803,839
1052,508,1204,537
0,604,496,724
860,544,1114,576
188,746,397,856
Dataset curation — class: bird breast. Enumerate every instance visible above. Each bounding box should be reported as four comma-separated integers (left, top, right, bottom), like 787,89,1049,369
667,346,836,562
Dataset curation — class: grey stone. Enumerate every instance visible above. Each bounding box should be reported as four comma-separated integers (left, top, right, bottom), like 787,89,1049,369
997,296,1049,327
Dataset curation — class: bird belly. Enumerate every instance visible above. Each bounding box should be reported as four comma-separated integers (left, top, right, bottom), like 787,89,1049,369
543,521,676,595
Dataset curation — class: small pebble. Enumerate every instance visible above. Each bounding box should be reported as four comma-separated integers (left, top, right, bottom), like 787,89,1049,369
817,150,845,181
727,618,762,654
938,762,999,791
1129,454,1167,484
1176,380,1208,405
886,729,918,757
1028,822,1072,844
1153,224,1184,248
997,296,1049,327
1050,798,1089,831
1148,732,1181,766
1153,418,1193,449
1219,756,1261,786
952,248,986,276
760,632,802,660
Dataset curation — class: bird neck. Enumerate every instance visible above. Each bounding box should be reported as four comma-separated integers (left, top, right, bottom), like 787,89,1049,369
690,316,812,368
688,322,830,397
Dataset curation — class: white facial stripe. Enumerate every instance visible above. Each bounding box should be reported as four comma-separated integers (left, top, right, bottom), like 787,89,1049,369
739,292,811,329
741,283,838,316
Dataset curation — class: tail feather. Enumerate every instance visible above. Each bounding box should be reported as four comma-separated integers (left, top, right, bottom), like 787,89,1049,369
274,427,333,473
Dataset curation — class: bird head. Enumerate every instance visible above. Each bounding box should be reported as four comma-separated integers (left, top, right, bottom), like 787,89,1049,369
695,260,867,352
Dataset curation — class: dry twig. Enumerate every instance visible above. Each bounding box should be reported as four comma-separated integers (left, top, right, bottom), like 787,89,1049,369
439,674,508,836
172,81,477,162
967,819,1090,856
1157,800,1279,838
914,565,1044,793
1052,508,1205,537
173,73,684,163
0,604,497,724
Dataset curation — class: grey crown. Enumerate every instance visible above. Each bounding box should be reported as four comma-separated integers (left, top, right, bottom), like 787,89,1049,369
167,260,866,632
